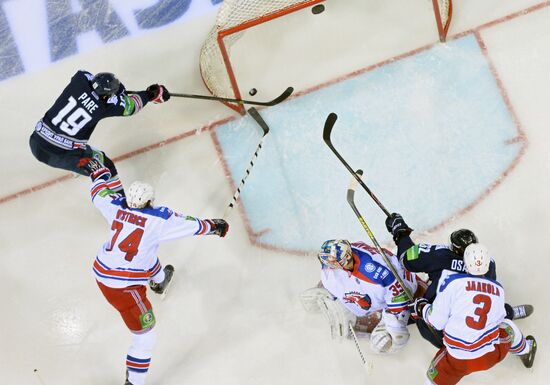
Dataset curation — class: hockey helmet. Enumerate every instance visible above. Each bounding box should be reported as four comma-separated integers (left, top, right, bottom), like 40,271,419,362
92,72,120,97
449,229,478,256
127,181,155,209
318,239,353,269
463,243,490,275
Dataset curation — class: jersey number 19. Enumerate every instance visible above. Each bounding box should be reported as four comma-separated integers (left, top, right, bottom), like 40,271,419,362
51,96,92,135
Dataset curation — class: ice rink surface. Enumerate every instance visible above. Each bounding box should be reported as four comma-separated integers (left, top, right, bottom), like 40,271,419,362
1,1,549,384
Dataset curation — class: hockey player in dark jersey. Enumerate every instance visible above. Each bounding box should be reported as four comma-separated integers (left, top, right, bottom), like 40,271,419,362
29,70,170,194
384,213,533,348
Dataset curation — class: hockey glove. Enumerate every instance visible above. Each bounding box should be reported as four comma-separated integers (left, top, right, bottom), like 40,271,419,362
385,213,412,242
409,297,429,320
78,158,111,181
206,219,229,238
146,84,170,103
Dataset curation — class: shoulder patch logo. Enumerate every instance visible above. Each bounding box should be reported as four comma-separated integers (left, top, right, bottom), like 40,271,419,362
364,263,376,273
107,95,118,105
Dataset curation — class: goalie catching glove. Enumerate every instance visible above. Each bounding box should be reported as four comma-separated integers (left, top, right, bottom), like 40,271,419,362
370,310,410,354
300,287,357,340
146,84,170,103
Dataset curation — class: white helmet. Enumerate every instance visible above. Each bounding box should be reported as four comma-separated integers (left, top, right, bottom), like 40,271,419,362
127,181,155,209
463,243,490,275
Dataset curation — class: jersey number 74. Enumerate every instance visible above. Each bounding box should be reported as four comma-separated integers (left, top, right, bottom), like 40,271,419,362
106,220,144,261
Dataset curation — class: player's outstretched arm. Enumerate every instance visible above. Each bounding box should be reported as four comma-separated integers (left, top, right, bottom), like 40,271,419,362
120,84,170,116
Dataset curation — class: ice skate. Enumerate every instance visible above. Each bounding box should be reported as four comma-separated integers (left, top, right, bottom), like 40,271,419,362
512,304,533,320
124,369,133,385
149,265,174,295
519,335,537,368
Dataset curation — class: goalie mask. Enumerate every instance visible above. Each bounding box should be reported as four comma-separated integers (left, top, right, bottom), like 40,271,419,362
449,229,478,256
463,243,490,276
127,181,155,209
318,239,353,270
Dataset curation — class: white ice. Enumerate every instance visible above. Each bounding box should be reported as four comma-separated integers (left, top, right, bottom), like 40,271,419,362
0,1,548,384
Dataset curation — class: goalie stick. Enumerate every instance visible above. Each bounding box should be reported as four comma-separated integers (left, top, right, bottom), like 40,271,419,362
347,171,441,339
128,87,293,107
347,170,413,301
323,113,390,217
349,321,373,375
223,107,270,219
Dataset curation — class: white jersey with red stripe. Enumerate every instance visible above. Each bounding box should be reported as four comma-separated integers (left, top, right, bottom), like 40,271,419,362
422,270,507,360
321,242,417,317
90,179,213,288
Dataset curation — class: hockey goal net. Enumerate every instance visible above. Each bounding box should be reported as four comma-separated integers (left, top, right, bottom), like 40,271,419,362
200,0,453,114
200,0,325,114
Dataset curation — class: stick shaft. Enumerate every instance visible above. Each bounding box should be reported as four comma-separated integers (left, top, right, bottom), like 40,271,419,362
223,108,270,219
128,87,293,107
347,171,413,300
323,113,390,217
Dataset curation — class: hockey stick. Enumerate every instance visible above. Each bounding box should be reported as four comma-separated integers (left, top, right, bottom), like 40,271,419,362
223,107,270,219
349,322,374,375
347,170,413,301
323,113,390,217
128,87,293,107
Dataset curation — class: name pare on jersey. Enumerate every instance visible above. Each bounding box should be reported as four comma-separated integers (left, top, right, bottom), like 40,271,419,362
465,280,501,296
77,92,99,114
116,209,147,227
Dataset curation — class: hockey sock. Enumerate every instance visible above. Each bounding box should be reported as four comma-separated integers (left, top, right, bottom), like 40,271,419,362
126,328,157,385
150,267,166,285
501,319,530,355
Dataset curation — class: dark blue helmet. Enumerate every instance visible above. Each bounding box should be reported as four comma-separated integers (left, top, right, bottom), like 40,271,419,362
92,72,120,97
450,229,478,256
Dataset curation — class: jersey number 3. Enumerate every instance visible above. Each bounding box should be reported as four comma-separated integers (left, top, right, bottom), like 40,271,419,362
107,220,144,261
465,294,492,330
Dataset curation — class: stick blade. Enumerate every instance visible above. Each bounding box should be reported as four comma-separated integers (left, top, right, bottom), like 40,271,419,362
323,113,338,143
266,86,294,106
247,107,270,135
347,169,363,204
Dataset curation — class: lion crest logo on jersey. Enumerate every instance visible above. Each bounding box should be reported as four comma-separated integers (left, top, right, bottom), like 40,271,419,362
343,292,371,310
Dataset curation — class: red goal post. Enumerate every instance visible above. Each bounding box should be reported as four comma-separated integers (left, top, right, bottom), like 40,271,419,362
200,0,453,114
432,0,453,42
200,0,325,114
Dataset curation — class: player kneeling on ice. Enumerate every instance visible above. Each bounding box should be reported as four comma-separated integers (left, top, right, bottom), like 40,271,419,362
29,70,170,195
410,243,536,385
384,213,533,348
301,239,425,354
80,158,229,385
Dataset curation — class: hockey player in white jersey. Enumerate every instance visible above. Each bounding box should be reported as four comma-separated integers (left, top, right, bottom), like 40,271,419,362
410,244,537,385
301,239,425,354
81,159,229,385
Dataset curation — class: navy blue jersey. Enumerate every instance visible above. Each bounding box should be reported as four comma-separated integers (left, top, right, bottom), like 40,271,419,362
396,235,496,302
41,70,148,142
